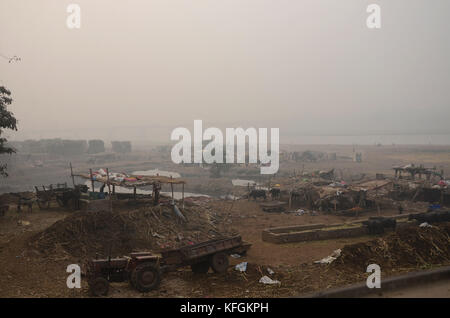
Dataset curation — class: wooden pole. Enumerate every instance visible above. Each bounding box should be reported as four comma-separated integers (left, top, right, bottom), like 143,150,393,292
106,168,112,212
289,189,293,209
89,169,95,192
106,168,112,195
69,162,75,187
182,183,185,209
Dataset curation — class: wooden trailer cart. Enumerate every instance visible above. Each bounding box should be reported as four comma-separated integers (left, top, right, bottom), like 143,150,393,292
35,183,88,210
86,235,251,296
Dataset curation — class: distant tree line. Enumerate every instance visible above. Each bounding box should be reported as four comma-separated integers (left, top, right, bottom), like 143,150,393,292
11,139,132,155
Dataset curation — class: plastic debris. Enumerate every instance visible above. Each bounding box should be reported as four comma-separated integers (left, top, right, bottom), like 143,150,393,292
419,222,433,228
259,275,281,285
172,202,187,222
235,262,248,272
267,268,275,275
231,254,241,259
314,249,341,264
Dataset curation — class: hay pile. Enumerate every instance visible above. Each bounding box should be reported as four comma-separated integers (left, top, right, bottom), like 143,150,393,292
334,223,450,271
30,203,235,259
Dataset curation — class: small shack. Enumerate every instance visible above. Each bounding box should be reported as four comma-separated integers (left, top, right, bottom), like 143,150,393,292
73,168,186,206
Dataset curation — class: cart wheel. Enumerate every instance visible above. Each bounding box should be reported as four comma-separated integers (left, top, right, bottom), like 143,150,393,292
191,261,210,274
211,252,229,273
56,197,64,208
37,200,46,210
133,263,161,292
89,277,109,296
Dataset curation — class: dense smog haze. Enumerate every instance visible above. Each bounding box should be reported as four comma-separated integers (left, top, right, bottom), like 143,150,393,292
1,0,450,304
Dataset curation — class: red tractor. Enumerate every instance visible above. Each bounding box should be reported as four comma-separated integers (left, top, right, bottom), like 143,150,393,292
86,252,161,296
85,236,251,296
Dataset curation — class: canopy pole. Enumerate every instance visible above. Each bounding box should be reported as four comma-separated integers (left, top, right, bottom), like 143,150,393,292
106,168,112,195
69,162,75,187
106,168,113,212
89,168,95,192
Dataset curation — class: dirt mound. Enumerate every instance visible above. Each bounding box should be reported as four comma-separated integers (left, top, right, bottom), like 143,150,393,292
334,223,450,271
29,203,235,259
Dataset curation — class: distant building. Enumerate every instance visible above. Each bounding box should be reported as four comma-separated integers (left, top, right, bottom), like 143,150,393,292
111,141,132,153
87,139,105,154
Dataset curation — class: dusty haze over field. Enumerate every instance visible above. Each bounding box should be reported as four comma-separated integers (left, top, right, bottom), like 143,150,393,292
1,0,450,144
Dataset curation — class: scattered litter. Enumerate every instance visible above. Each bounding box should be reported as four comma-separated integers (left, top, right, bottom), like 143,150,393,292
428,204,441,211
235,262,248,272
419,222,433,228
172,202,187,222
152,232,165,239
314,249,341,264
267,268,275,275
259,275,281,285
17,220,31,226
231,254,241,259
293,209,318,216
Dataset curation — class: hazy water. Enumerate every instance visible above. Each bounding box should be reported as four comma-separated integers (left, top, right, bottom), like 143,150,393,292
283,134,450,145
232,179,257,187
132,169,181,178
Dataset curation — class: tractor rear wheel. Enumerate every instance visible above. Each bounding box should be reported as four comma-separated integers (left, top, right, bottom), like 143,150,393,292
191,261,210,274
133,263,161,292
211,252,229,273
89,277,109,296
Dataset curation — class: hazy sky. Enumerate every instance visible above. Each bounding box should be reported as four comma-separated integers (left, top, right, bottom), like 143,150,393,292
1,0,450,143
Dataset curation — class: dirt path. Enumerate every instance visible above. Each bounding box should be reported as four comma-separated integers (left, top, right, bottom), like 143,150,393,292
366,279,450,298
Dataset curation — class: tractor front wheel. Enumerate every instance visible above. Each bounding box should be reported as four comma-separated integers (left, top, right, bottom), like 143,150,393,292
89,277,109,296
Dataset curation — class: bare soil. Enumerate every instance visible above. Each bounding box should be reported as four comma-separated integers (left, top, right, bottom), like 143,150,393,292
1,198,449,298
